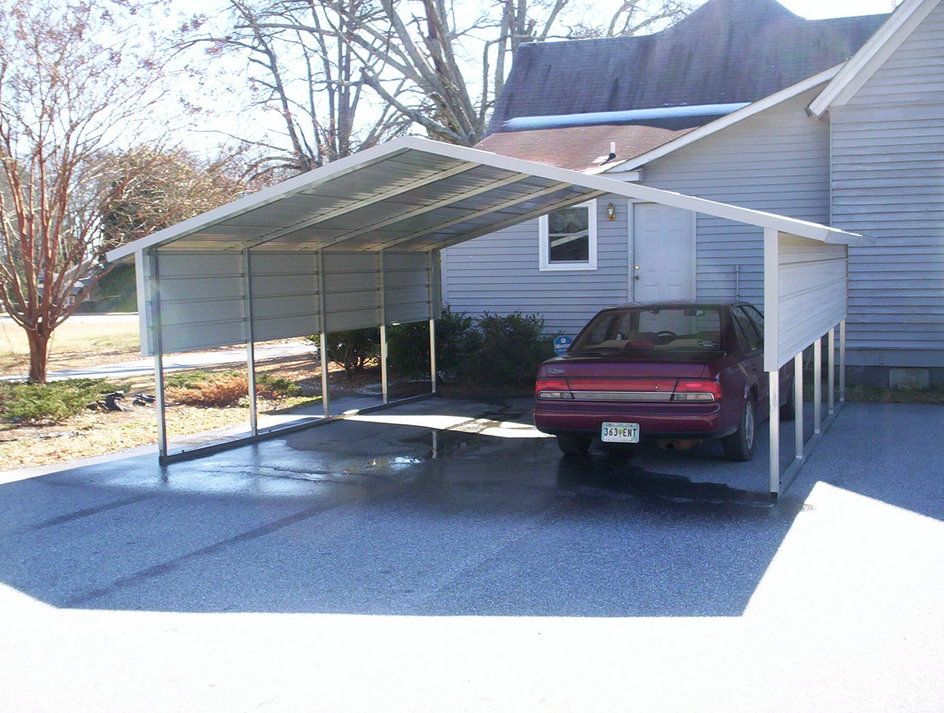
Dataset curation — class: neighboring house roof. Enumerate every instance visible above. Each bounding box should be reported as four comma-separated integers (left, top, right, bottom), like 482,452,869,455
603,65,842,173
487,0,888,135
809,0,939,117
474,124,695,173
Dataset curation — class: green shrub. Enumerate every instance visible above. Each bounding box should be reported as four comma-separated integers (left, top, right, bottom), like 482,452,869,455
305,328,380,375
386,320,431,379
384,307,483,380
0,379,129,422
166,370,214,388
435,306,482,378
465,312,554,387
256,373,302,397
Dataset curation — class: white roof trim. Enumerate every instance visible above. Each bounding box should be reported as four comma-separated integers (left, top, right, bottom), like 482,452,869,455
808,0,939,118
603,65,843,174
107,135,870,263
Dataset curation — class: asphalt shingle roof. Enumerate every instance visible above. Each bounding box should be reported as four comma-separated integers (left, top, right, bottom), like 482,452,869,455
487,0,888,134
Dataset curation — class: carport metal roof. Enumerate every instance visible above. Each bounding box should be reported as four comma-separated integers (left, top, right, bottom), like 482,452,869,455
108,136,865,260
108,136,873,501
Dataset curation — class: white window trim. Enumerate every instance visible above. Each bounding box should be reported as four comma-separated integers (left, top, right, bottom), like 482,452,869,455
539,200,597,271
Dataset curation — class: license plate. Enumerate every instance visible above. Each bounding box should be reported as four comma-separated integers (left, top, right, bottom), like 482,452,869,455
601,422,640,443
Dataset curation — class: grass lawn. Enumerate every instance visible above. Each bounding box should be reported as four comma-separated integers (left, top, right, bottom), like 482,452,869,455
0,315,142,375
0,396,321,470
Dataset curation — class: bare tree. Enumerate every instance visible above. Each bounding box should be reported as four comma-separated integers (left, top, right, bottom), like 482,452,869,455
241,0,692,147
182,0,412,179
99,147,260,246
0,1,178,383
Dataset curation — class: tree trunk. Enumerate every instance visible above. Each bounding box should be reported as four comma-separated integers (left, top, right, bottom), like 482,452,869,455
26,329,51,384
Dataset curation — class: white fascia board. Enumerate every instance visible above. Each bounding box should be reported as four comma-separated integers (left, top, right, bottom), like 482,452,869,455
808,0,939,118
604,65,843,174
106,138,421,262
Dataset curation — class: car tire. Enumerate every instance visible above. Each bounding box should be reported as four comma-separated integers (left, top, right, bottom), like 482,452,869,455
780,379,796,422
557,434,591,455
722,397,756,462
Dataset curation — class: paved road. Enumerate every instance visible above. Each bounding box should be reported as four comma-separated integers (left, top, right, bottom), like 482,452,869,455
0,398,941,712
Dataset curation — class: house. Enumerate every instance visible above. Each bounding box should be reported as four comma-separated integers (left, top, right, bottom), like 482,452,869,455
441,0,943,388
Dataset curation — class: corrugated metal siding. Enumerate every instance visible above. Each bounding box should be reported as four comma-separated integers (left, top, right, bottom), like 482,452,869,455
775,236,847,368
143,250,433,355
249,252,321,342
831,0,944,357
442,199,631,336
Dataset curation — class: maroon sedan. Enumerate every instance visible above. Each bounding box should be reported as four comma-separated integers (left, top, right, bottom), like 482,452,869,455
534,302,794,461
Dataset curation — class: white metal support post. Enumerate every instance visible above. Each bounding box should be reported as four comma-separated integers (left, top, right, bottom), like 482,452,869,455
769,372,780,497
427,251,437,394
813,336,822,435
317,249,330,418
828,327,836,415
763,228,781,499
794,352,804,462
839,320,847,404
242,250,259,436
147,250,168,459
378,250,389,404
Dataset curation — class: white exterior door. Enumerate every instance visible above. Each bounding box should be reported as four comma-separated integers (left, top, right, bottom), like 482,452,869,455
632,203,696,302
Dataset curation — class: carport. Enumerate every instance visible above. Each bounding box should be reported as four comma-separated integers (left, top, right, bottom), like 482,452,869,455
106,136,872,500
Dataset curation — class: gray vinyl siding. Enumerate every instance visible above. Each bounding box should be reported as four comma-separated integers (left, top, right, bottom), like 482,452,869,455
831,0,944,360
638,87,831,309
442,199,629,336
441,88,829,335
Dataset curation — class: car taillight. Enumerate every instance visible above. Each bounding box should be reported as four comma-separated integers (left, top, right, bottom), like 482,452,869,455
535,377,572,399
672,379,722,402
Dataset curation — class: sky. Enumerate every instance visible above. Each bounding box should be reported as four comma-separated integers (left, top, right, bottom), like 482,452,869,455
738,0,900,18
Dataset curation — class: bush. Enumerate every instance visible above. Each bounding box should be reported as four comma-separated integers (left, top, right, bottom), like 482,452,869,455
386,320,431,379
385,307,483,380
166,372,248,407
464,312,555,387
256,373,303,398
0,378,129,422
166,370,302,407
305,328,380,375
434,306,482,378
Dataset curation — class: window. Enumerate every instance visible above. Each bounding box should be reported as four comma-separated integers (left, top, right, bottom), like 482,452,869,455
539,200,597,271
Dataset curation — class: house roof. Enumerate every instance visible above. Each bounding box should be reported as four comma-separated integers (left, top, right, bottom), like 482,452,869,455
602,64,842,173
474,123,695,173
487,0,888,135
809,0,939,117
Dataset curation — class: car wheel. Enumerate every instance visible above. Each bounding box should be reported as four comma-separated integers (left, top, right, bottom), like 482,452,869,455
722,397,756,462
780,378,796,422
557,434,591,455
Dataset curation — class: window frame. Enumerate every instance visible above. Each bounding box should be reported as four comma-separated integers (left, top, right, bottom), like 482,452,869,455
538,200,598,271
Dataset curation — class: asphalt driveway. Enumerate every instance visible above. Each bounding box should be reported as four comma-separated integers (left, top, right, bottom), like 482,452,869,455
0,398,941,712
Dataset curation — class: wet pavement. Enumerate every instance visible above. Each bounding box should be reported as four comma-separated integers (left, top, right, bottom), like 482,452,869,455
0,397,941,712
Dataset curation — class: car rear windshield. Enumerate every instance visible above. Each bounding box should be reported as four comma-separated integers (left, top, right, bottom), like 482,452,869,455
571,307,724,354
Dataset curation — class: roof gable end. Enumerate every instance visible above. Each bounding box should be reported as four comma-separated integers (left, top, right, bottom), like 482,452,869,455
809,0,941,117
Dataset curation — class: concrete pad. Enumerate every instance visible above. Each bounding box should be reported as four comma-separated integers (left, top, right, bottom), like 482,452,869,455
0,399,941,712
